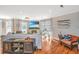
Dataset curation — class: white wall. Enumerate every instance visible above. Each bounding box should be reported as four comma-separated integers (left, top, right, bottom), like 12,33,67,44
52,12,79,40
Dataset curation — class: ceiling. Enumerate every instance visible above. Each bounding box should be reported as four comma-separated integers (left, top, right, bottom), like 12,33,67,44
0,5,79,20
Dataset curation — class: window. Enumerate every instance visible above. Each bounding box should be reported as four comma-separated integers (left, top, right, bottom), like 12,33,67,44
20,20,28,33
6,20,13,34
28,20,40,34
0,19,2,35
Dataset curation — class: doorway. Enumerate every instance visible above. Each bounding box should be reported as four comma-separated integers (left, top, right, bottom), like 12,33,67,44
40,18,53,51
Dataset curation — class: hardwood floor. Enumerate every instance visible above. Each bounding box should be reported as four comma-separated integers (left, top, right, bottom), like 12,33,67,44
1,39,79,54
34,39,79,54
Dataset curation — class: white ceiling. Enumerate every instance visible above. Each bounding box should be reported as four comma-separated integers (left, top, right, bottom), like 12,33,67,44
0,5,79,20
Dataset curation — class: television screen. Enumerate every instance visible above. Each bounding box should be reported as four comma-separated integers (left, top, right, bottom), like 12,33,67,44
29,21,39,29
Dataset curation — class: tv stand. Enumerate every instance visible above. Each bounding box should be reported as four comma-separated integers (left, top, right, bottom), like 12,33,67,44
3,39,33,54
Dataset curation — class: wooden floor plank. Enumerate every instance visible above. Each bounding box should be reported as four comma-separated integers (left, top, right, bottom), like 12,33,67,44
34,39,79,54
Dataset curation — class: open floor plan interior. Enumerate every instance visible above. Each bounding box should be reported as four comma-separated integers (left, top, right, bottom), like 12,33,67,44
0,5,79,54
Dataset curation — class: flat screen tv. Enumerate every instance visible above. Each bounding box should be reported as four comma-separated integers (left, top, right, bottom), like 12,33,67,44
29,21,39,29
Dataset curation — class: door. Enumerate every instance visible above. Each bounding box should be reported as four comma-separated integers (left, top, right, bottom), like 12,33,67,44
40,18,53,42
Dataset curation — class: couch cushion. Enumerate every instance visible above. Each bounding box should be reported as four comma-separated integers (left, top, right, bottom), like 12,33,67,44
71,35,79,42
61,40,71,45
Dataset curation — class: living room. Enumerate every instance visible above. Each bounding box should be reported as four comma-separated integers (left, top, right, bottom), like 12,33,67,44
0,5,79,54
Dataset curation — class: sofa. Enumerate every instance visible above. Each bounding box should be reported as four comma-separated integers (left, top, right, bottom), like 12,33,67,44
58,34,79,50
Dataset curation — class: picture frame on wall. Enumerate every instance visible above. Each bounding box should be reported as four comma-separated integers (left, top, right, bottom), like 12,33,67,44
57,19,71,29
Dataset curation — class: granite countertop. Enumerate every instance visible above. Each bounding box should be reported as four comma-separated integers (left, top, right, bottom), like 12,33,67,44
3,39,33,43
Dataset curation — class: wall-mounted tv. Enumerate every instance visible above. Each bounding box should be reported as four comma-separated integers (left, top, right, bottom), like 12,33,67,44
29,21,39,29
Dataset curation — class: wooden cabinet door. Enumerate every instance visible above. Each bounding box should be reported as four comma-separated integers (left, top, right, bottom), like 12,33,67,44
24,42,33,53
